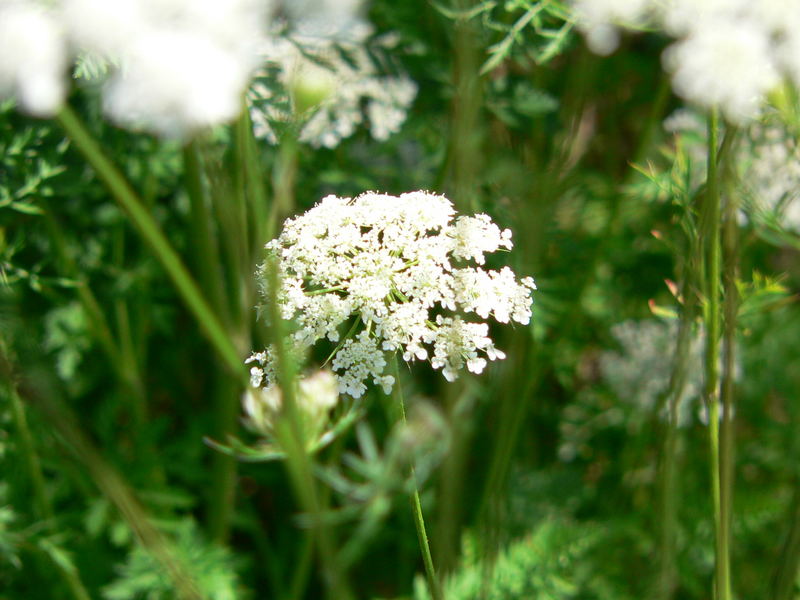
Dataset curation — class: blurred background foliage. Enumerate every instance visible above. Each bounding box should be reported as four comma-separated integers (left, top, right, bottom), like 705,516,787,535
2,1,800,599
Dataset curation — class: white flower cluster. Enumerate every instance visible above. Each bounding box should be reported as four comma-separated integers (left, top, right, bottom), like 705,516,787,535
740,123,800,232
0,1,67,117
600,318,741,428
664,109,800,232
0,0,270,136
571,0,650,56
571,0,800,123
249,27,417,148
243,369,339,443
600,319,704,426
247,191,536,397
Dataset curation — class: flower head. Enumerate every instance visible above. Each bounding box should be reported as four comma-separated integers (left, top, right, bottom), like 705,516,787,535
0,2,66,116
248,191,535,397
662,19,779,123
243,369,339,443
250,28,416,148
571,0,799,123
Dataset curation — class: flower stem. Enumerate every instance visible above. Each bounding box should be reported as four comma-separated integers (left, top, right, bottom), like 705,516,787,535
656,278,694,600
702,108,731,600
56,105,242,376
391,357,443,600
720,120,740,600
2,357,98,600
7,383,53,524
264,259,352,600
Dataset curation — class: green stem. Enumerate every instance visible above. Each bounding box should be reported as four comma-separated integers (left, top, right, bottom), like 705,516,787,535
56,105,242,376
272,136,298,230
207,374,240,544
392,357,443,600
702,109,730,600
8,385,53,524
287,531,314,600
262,123,348,597
183,142,229,322
235,106,270,255
720,122,740,600
3,363,92,600
656,278,694,600
264,258,352,600
183,141,243,543
771,485,800,600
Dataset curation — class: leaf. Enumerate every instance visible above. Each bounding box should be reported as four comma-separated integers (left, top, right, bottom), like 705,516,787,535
737,272,793,324
103,518,243,600
9,201,44,216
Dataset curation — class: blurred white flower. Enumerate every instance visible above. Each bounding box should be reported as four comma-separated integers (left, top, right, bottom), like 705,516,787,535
60,0,147,58
247,191,535,397
62,0,271,137
0,2,67,116
600,319,704,426
776,8,800,87
103,31,249,137
660,0,747,36
741,123,800,232
282,0,367,41
662,20,779,123
243,369,339,443
571,0,650,55
663,109,800,233
572,0,798,122
601,318,742,426
250,30,417,148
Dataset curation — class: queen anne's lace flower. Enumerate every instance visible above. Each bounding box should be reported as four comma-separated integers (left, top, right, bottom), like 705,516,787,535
663,109,800,232
243,369,340,445
248,191,536,397
72,0,269,137
600,318,741,426
249,28,417,148
0,2,67,116
570,0,800,123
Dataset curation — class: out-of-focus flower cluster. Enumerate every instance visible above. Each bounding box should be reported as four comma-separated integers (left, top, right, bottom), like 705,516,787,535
243,369,340,450
0,0,416,144
248,25,417,148
243,369,338,437
0,0,271,136
663,108,800,232
571,0,800,122
559,317,734,462
247,191,535,398
599,319,704,426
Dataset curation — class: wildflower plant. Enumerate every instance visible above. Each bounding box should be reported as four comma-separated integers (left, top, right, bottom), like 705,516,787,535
247,191,536,399
570,0,800,123
249,28,417,148
221,369,366,461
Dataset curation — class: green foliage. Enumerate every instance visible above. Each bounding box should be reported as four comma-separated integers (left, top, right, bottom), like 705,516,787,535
3,2,800,599
0,489,22,571
103,519,243,600
415,518,633,600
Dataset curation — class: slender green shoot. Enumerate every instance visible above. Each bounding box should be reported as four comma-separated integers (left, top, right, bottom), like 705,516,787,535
391,356,443,600
56,105,242,376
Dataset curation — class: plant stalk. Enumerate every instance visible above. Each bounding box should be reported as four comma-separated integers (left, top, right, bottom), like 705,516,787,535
702,109,731,600
720,119,740,600
56,105,242,376
392,357,443,600
263,257,351,600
